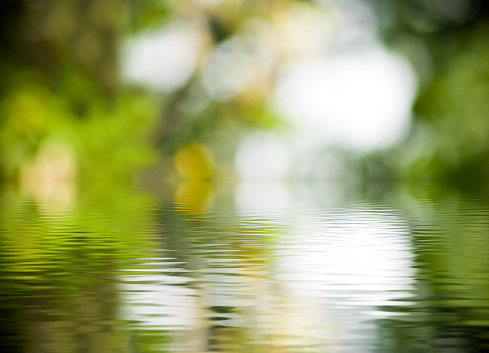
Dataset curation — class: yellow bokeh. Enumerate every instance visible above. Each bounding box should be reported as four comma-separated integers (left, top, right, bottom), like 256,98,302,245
174,142,215,179
174,180,214,213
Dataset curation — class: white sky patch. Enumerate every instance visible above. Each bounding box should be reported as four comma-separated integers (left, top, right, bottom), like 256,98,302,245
202,22,278,102
273,46,417,152
202,36,256,101
235,132,290,180
234,1,417,181
121,24,202,92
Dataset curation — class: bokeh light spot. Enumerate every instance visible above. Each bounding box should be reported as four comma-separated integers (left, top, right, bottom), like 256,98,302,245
175,142,215,180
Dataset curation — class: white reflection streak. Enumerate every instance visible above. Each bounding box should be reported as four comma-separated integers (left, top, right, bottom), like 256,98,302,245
235,182,414,348
277,209,414,299
274,206,414,349
119,274,202,330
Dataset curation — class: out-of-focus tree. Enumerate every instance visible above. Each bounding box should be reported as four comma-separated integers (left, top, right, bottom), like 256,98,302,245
2,0,331,184
125,0,327,181
0,0,159,184
12,0,489,186
365,0,489,189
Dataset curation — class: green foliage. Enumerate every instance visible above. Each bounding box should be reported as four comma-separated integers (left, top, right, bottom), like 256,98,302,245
0,76,158,180
398,24,489,187
0,0,301,181
126,0,171,32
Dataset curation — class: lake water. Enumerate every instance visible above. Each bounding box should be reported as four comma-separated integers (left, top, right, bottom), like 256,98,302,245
2,180,489,352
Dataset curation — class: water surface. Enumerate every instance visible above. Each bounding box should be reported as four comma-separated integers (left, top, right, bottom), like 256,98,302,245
2,181,489,352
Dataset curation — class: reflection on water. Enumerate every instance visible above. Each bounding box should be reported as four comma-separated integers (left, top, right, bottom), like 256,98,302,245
2,182,489,352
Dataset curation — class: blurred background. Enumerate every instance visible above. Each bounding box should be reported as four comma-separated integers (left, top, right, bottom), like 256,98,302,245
2,0,489,191
4,2,489,352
